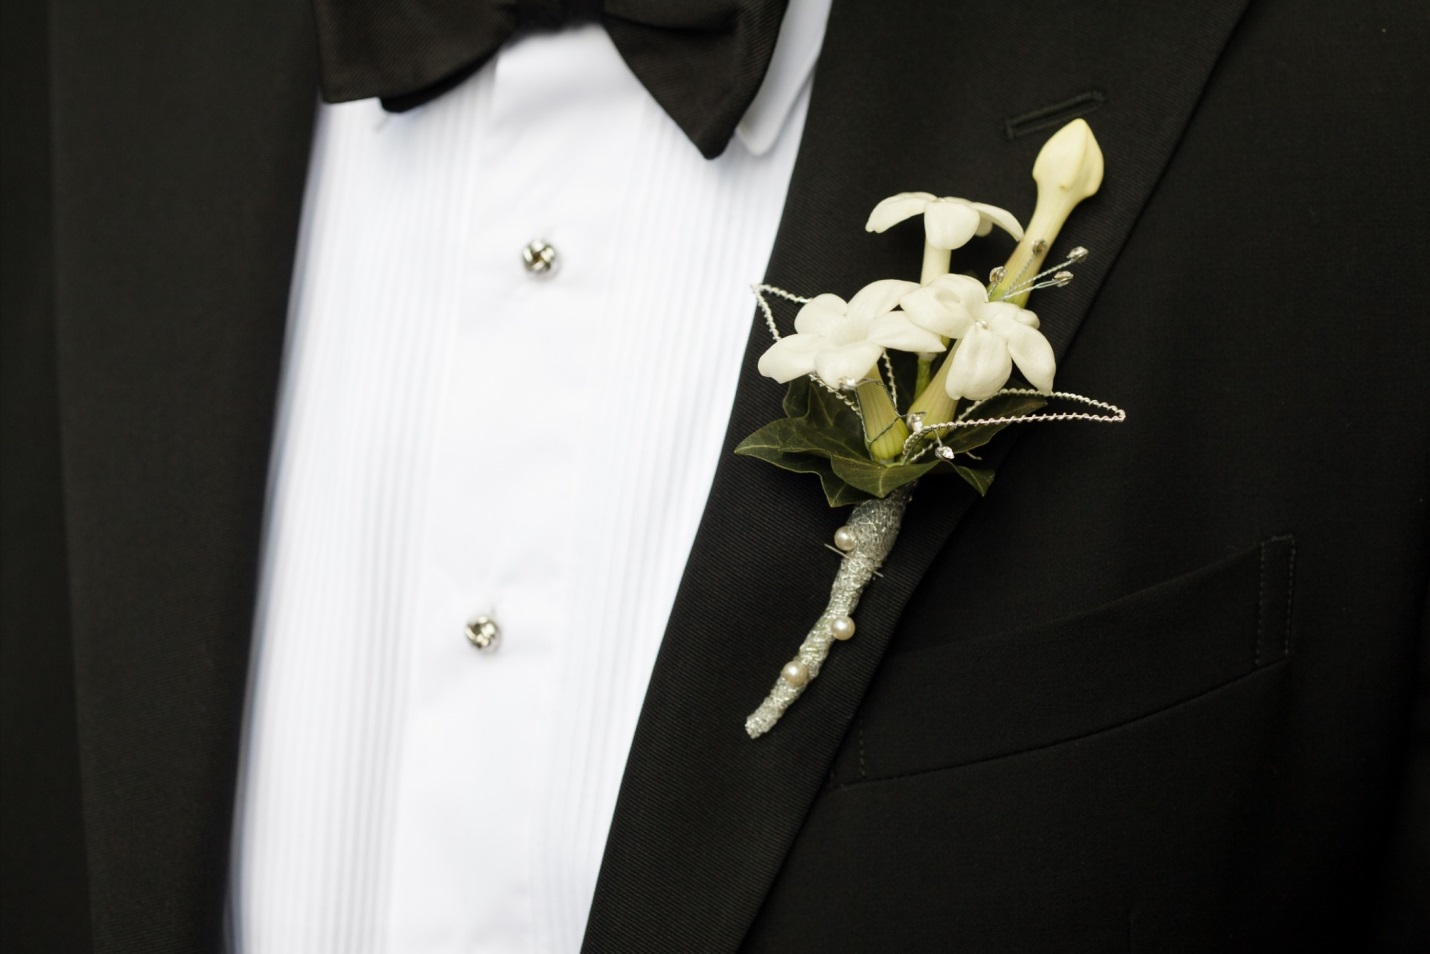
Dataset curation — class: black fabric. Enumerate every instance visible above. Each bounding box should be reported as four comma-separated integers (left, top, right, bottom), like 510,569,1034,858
0,1,91,951
310,0,789,158
583,0,1430,949
3,1,319,950
2,0,1427,951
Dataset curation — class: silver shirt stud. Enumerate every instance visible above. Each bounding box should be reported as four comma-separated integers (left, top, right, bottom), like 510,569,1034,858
521,239,558,277
465,615,501,653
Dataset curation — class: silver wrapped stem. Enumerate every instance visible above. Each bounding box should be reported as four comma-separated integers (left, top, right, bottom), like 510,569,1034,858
744,485,911,738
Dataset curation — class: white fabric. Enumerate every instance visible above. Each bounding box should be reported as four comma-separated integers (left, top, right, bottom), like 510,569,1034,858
231,5,828,952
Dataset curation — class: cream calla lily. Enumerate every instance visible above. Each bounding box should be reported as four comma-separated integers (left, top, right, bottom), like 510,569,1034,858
993,118,1104,305
757,279,945,389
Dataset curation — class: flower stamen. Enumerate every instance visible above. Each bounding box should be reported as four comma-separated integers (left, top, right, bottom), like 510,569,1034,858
996,249,1090,300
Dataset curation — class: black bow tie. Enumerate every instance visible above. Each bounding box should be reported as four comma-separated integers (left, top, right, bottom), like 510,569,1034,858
310,0,790,159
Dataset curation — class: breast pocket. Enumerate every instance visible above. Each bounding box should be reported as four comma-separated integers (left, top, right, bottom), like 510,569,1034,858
833,535,1297,785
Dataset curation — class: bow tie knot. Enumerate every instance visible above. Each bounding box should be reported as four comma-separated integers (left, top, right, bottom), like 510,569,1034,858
311,0,790,159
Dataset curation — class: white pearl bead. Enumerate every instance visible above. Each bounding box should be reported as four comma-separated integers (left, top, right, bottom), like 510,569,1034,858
780,660,810,687
833,527,857,552
830,615,856,641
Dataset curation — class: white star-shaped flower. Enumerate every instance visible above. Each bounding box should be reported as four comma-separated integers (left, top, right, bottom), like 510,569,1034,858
758,279,946,388
865,193,1025,251
900,274,1056,401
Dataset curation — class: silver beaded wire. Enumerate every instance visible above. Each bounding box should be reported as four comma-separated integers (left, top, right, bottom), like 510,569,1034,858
900,389,1126,463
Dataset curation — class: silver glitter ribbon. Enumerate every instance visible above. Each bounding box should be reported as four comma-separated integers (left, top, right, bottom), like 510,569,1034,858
745,485,911,738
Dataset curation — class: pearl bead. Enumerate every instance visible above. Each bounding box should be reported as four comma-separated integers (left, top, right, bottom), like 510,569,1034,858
830,615,856,641
780,660,810,687
833,526,857,552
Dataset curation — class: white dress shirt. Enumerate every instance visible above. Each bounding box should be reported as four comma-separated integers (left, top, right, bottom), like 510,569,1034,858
231,3,829,951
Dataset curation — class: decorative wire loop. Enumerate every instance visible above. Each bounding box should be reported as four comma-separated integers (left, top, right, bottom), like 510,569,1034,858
753,284,859,417
882,352,899,407
753,283,812,341
900,389,1127,462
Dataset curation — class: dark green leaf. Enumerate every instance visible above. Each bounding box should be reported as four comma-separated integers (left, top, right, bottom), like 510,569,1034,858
780,374,813,419
734,416,862,461
828,454,942,498
782,375,864,441
951,465,995,495
733,438,872,506
738,379,1034,507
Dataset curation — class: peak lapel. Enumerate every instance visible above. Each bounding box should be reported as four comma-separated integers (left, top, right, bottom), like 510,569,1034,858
583,0,1252,948
50,0,316,947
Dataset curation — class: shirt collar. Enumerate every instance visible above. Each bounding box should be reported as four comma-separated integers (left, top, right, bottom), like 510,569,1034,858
734,0,832,156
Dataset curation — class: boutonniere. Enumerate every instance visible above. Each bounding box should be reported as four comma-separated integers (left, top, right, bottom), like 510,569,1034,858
738,120,1126,738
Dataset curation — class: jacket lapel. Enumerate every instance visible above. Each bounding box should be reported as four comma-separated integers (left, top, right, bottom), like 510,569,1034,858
50,0,316,948
583,0,1252,949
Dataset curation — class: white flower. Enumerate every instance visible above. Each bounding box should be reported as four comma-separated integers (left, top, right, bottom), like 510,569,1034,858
900,274,1056,401
865,193,1024,251
757,279,946,388
898,273,989,338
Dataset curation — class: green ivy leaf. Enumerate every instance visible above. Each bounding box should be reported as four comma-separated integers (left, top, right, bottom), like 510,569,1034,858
827,454,942,497
951,465,995,495
738,377,1042,507
733,436,873,506
734,415,862,461
735,414,934,504
781,375,863,438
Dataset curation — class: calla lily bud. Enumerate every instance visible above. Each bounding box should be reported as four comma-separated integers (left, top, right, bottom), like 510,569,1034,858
992,119,1103,306
1032,118,1104,218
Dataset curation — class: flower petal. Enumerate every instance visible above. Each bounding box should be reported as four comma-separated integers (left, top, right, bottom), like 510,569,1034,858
814,341,884,389
933,273,990,305
899,284,972,338
990,308,1056,392
865,192,936,233
756,334,823,383
1009,305,1040,329
846,279,921,321
923,199,982,251
945,326,1013,401
972,202,1025,241
867,312,946,354
793,293,848,336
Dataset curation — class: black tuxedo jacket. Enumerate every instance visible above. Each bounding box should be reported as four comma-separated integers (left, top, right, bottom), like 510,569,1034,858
3,0,1427,950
